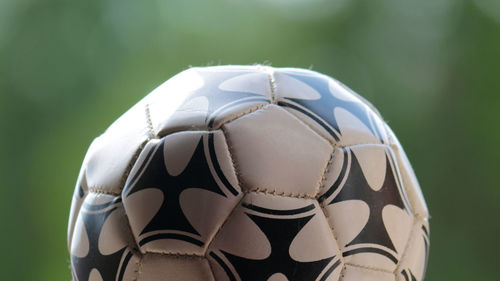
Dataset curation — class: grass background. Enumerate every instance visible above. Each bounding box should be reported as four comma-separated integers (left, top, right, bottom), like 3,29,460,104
1,0,499,280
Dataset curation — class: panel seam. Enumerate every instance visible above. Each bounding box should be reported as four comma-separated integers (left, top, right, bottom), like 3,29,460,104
87,187,121,196
260,65,277,104
145,103,157,139
345,262,394,274
318,199,345,276
383,124,420,217
204,127,246,254
244,188,316,199
315,149,335,198
133,254,143,281
143,251,205,259
393,215,418,276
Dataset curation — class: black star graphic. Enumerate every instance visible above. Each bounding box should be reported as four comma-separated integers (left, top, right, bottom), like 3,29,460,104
330,149,406,253
221,213,334,281
277,72,383,142
71,206,126,281
124,134,236,246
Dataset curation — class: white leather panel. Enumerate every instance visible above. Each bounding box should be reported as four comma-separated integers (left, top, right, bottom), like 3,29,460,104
84,102,150,194
223,104,333,197
122,131,242,255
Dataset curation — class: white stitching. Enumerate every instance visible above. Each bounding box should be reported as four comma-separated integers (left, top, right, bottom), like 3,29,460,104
318,200,345,272
142,251,205,258
245,187,316,199
345,262,394,274
315,150,335,198
204,127,245,254
260,65,277,104
86,187,120,196
145,103,156,139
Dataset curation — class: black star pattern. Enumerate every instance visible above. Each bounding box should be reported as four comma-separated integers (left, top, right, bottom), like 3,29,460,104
330,149,406,255
71,205,127,281
123,134,236,246
277,72,383,142
219,209,334,281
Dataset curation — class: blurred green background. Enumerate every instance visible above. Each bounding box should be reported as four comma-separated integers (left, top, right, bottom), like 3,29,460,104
1,0,499,280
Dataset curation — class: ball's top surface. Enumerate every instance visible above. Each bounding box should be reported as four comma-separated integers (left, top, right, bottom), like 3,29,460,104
68,65,429,281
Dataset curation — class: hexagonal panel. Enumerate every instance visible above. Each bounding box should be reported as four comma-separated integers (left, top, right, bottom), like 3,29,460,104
208,192,340,281
321,144,413,272
122,130,242,255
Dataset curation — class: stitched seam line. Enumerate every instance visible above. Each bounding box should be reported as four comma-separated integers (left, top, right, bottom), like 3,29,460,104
261,66,277,104
86,187,121,196
383,124,426,221
245,187,316,199
394,216,418,275
206,254,218,281
338,264,347,281
315,149,335,197
385,140,421,217
204,127,245,254
219,126,243,190
345,263,394,274
217,103,268,133
143,251,205,258
133,254,143,281
117,105,158,254
154,103,269,140
118,139,149,193
318,200,344,270
145,103,157,139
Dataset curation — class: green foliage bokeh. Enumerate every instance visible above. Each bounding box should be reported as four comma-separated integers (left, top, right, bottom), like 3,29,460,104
1,0,499,280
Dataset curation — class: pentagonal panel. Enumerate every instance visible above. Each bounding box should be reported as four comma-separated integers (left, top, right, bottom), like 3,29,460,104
385,124,429,218
342,265,395,281
84,101,150,194
223,104,333,197
146,66,271,137
321,144,413,272
70,193,135,281
208,192,340,281
397,219,430,281
122,131,242,255
139,254,214,281
272,68,387,146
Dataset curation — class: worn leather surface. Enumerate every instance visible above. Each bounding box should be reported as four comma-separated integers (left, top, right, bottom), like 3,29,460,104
68,65,429,281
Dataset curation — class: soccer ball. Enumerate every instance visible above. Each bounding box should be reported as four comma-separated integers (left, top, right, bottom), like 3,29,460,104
68,65,429,281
